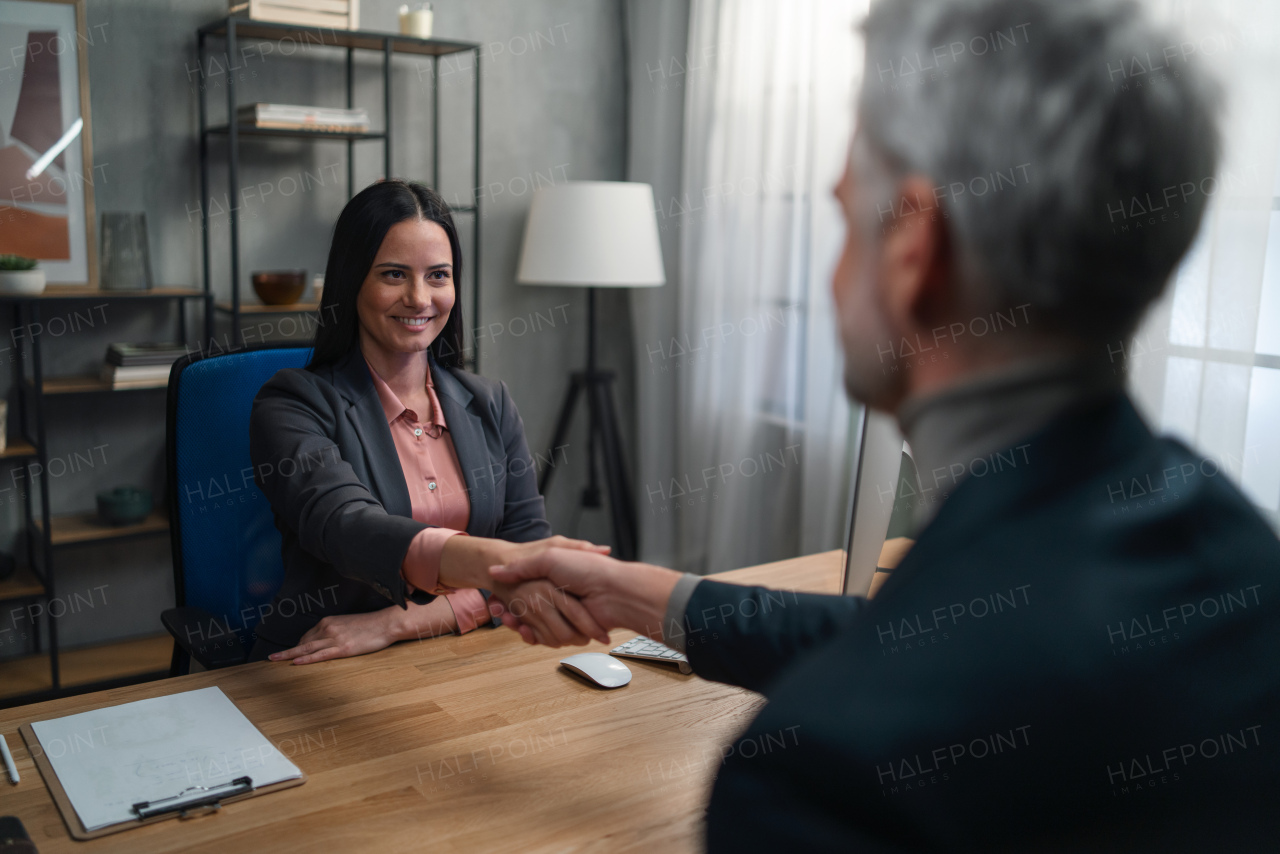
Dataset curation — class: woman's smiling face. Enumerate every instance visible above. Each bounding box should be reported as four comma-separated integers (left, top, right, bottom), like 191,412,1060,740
356,218,455,358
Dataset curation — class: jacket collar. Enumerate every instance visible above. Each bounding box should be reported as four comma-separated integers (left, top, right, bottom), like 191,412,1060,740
331,348,380,407
327,349,494,534
898,355,1124,533
363,356,450,436
426,350,475,409
330,348,474,407
871,391,1150,607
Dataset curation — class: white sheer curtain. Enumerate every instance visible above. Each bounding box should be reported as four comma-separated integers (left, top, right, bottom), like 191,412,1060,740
637,0,866,574
628,0,1280,576
1126,0,1280,531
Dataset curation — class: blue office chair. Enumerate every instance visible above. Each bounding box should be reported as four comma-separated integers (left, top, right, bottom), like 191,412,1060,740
163,345,312,675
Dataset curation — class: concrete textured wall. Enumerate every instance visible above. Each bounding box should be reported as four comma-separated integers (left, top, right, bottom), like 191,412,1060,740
0,0,633,658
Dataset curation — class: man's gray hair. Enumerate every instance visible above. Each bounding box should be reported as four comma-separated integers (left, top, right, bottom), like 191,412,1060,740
857,0,1223,343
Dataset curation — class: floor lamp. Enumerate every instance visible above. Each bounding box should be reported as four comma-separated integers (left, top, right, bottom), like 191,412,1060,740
517,182,666,561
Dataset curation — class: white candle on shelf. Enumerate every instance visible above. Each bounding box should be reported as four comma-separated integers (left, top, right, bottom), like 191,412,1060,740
399,4,433,39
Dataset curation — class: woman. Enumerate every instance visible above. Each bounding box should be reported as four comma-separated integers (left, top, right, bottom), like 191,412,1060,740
248,180,607,664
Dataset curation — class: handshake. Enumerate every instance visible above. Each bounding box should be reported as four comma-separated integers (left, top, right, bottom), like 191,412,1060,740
445,535,682,649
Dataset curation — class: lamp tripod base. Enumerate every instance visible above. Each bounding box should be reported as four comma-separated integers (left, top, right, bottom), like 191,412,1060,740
539,369,637,562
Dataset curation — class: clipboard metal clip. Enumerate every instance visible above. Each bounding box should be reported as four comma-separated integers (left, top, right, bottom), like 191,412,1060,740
131,775,254,820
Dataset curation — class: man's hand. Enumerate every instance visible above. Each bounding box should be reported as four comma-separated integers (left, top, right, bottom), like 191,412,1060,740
486,576,609,648
488,549,682,648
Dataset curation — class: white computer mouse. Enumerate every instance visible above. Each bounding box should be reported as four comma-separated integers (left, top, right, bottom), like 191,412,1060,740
560,652,632,688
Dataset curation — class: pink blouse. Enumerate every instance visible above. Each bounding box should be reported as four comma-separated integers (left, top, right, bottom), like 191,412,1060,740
365,360,490,634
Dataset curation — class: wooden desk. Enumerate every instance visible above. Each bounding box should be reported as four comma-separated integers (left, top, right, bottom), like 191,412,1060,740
0,550,843,854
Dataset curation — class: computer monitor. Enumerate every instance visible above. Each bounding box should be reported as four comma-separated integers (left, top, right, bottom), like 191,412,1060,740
841,405,908,595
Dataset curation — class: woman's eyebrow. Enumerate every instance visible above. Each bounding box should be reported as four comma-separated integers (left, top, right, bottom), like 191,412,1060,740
372,261,452,270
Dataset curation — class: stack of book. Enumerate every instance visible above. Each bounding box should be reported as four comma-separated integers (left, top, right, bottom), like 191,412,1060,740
237,103,370,133
229,0,360,31
101,343,187,389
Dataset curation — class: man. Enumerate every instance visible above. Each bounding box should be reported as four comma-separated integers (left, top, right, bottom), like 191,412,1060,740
491,0,1280,849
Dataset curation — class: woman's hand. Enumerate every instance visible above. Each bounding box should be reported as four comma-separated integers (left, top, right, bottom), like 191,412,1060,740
269,597,456,665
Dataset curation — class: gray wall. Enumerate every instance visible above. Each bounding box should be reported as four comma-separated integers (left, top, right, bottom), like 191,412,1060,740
0,0,633,658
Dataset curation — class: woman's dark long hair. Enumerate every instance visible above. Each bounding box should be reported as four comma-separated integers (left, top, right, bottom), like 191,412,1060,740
308,180,465,370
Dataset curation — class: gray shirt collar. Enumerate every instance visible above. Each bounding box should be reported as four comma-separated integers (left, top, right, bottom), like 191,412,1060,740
897,355,1123,532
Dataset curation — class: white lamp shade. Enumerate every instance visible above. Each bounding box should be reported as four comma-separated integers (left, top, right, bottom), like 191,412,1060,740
516,181,666,288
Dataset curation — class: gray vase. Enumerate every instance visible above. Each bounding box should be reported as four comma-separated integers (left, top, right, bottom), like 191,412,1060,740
99,212,154,291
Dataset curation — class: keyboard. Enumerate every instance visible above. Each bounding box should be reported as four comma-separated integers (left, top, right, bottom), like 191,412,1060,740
610,636,692,674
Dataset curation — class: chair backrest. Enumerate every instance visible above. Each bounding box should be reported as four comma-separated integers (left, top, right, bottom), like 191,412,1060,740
167,345,311,639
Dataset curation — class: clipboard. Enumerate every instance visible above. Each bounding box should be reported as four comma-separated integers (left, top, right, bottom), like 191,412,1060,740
18,693,306,841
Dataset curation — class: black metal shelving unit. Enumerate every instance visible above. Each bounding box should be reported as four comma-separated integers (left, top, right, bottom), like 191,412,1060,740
0,288,203,708
0,19,485,708
196,17,484,367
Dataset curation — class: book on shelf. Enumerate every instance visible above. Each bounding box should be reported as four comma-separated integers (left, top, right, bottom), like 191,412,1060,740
237,103,370,133
105,343,188,368
100,364,173,388
102,343,186,388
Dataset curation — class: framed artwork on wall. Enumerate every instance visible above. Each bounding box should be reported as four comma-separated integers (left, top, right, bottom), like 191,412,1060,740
0,0,96,286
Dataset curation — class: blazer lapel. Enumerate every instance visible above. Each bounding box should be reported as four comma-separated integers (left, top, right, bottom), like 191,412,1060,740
431,361,498,536
330,352,413,519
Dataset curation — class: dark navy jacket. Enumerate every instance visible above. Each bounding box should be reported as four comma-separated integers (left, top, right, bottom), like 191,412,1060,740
684,393,1279,852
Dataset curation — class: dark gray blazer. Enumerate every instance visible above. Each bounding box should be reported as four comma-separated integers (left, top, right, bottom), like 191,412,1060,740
247,349,551,654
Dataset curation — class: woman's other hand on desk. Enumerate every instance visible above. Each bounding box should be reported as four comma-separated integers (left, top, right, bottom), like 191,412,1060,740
269,596,457,665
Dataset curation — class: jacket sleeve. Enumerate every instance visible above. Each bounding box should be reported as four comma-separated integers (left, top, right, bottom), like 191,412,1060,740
491,380,553,543
249,369,425,609
683,580,868,695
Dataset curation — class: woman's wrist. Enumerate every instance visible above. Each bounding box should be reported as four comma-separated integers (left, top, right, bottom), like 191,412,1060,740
440,535,511,590
387,597,458,642
385,602,417,643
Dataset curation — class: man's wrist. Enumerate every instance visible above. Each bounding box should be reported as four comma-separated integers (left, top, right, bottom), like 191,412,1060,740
605,562,681,641
658,574,702,653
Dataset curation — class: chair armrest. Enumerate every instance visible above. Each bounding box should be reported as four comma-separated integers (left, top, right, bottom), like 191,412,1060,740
161,606,249,670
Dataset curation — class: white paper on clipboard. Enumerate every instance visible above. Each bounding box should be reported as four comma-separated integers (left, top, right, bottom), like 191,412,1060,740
29,686,302,831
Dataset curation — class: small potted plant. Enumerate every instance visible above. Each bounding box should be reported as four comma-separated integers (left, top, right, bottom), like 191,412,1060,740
0,255,46,295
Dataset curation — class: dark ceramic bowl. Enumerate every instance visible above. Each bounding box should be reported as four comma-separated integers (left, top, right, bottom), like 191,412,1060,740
251,270,306,306
96,486,153,526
